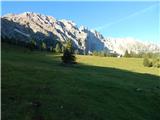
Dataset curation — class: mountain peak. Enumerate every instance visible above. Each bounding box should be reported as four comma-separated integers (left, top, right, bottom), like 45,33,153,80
1,12,160,55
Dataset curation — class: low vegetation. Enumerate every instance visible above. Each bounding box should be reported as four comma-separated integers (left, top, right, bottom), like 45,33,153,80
92,51,118,57
91,50,160,68
143,57,160,68
143,57,152,67
124,50,160,58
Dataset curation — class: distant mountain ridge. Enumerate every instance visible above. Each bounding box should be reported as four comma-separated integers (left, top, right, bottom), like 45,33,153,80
1,12,160,55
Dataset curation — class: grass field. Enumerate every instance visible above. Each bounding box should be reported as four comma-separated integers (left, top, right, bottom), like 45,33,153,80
2,43,160,120
77,55,160,76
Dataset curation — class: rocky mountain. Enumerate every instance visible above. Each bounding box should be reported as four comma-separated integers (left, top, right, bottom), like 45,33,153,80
104,37,160,55
1,12,160,55
1,12,87,51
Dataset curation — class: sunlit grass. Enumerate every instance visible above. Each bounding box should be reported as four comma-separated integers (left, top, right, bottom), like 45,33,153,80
77,55,160,76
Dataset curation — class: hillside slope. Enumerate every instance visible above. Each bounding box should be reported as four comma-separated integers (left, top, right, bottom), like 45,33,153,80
2,43,160,120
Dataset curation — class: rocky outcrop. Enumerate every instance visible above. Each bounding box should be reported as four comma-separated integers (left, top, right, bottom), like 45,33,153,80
1,12,160,55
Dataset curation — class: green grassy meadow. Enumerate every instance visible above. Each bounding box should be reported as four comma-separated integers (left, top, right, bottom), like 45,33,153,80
77,55,160,76
2,43,160,120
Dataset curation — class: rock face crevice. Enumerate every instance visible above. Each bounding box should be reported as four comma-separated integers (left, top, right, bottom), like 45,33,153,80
1,12,160,55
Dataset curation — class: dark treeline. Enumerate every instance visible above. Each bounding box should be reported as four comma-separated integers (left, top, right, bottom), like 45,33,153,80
123,50,160,58
91,50,160,68
123,50,160,68
2,36,72,53
2,37,159,67
2,37,77,64
92,51,120,57
2,36,56,52
91,49,159,59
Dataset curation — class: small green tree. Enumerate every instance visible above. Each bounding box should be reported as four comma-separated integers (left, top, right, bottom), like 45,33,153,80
61,49,76,64
55,43,61,53
61,39,76,64
143,57,152,67
124,50,130,57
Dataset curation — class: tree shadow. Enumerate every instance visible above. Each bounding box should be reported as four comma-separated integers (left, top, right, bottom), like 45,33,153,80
58,59,160,89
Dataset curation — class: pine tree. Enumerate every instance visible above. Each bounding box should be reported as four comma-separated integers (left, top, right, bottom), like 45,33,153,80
124,50,130,57
61,39,76,64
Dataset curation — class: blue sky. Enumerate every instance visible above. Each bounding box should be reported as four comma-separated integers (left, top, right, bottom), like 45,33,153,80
1,1,160,43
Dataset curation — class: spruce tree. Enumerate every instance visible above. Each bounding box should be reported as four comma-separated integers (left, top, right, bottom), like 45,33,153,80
124,50,130,57
61,39,76,64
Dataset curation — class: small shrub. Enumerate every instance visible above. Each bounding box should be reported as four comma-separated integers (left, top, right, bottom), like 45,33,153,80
143,57,152,67
152,58,160,68
61,49,76,64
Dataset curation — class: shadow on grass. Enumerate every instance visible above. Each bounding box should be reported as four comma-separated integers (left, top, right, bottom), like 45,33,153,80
60,59,160,81
2,44,160,120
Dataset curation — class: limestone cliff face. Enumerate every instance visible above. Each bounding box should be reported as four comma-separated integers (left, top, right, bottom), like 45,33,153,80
1,12,160,55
